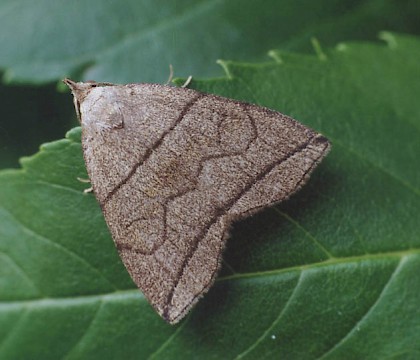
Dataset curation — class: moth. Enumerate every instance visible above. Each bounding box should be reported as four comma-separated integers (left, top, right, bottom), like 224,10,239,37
64,79,330,324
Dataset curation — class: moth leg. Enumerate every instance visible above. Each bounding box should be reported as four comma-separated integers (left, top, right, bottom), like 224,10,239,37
181,76,192,88
165,65,192,88
77,177,93,193
166,64,174,85
77,177,91,183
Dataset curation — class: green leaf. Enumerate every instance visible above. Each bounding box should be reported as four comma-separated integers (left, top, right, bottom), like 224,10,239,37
1,0,420,84
1,32,419,359
2,0,420,170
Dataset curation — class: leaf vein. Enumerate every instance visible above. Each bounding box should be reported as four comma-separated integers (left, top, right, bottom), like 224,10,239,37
234,271,304,359
0,252,417,309
335,140,419,196
0,251,42,296
147,316,190,359
64,0,223,70
272,208,334,259
315,256,407,360
0,308,28,353
63,299,104,360
0,206,118,291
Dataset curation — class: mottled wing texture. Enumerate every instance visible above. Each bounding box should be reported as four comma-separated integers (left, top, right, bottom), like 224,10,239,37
65,80,330,324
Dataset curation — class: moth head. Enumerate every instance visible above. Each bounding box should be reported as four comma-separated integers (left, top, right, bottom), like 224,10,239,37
63,78,114,123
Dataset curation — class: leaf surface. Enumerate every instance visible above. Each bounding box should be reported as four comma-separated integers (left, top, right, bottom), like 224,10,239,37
0,33,419,359
0,0,419,84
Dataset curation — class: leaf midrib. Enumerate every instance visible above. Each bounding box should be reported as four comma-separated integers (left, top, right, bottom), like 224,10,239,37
0,249,418,309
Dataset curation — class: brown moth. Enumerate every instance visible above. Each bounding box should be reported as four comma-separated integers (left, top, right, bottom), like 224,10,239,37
64,79,330,324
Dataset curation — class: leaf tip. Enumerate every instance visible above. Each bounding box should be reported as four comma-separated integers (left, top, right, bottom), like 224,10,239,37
336,43,348,52
268,50,283,64
311,37,328,62
216,59,233,80
66,127,82,144
378,31,398,50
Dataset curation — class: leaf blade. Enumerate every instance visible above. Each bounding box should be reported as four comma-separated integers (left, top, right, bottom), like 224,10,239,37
1,33,419,358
